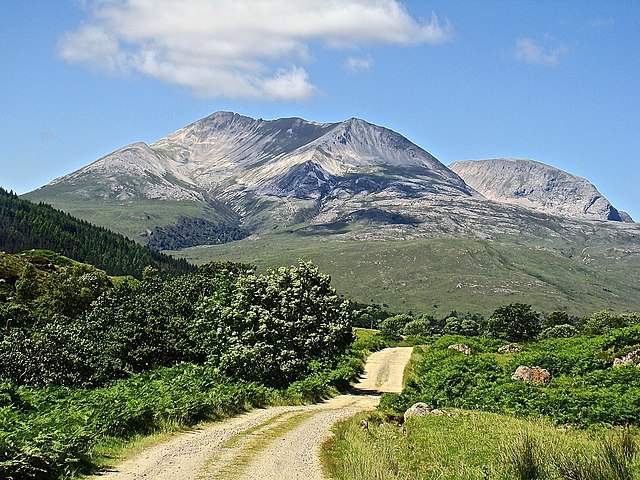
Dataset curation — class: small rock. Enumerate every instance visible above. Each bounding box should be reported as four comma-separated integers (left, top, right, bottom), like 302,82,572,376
404,402,433,422
448,344,472,355
498,343,521,353
613,349,640,368
360,419,369,430
512,366,551,385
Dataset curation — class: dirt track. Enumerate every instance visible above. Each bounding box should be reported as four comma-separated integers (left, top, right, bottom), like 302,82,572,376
93,347,413,480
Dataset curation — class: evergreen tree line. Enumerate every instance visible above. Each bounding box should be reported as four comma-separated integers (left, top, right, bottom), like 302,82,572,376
0,187,193,276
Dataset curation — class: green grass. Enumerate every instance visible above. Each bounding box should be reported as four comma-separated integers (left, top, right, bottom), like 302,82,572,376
323,410,640,480
20,196,225,242
172,234,640,316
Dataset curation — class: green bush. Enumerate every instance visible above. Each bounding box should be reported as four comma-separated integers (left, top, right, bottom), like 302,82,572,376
443,317,480,336
199,262,354,387
585,311,640,335
539,324,578,339
486,304,541,341
390,331,640,427
380,314,413,340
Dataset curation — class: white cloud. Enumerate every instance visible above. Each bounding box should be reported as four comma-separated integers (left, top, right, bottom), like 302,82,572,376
515,38,567,66
59,0,452,100
345,56,374,73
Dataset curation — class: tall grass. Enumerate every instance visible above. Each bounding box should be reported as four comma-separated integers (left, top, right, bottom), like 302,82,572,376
502,433,545,480
553,430,638,480
323,411,640,480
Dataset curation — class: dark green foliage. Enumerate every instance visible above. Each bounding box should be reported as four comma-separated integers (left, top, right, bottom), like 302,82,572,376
146,216,249,250
0,255,364,479
443,316,480,336
389,331,640,427
486,304,541,341
380,314,413,340
543,311,572,329
200,262,354,387
14,264,39,303
1,260,353,389
402,318,432,336
0,187,191,276
350,302,394,329
585,311,640,335
0,358,363,480
1,265,237,387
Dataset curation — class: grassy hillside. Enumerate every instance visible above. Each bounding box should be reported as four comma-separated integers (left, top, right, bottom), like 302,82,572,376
1,188,192,276
172,234,640,316
19,194,222,242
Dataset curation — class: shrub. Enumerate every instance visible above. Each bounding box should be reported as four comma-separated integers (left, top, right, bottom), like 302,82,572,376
380,314,413,340
443,317,480,336
585,311,640,335
392,332,640,427
539,324,579,339
402,318,431,337
486,304,541,341
199,262,354,387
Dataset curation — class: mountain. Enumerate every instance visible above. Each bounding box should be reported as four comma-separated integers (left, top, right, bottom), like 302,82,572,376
450,158,632,223
23,112,640,314
0,187,192,276
26,112,483,245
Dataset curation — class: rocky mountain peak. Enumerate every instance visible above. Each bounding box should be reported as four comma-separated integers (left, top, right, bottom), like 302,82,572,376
450,158,630,222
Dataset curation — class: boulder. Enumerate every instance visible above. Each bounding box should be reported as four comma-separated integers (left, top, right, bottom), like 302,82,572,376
448,344,472,355
403,402,433,422
613,349,640,368
512,366,551,385
498,343,521,353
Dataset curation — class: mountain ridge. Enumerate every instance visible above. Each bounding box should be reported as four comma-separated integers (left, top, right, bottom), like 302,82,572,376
25,112,635,248
450,158,631,223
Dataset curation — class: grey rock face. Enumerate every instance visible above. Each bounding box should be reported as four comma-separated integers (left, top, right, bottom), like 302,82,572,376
404,402,434,422
620,211,635,223
27,113,639,247
450,158,628,222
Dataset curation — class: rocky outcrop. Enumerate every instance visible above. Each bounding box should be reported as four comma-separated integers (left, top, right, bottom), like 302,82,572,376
613,349,640,368
512,366,551,385
498,343,522,354
448,344,472,355
620,211,635,223
404,402,433,422
450,158,628,222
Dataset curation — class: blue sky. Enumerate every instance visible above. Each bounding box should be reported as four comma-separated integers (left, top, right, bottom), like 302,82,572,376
1,1,638,218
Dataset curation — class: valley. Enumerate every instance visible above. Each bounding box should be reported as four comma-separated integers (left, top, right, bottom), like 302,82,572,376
174,234,640,316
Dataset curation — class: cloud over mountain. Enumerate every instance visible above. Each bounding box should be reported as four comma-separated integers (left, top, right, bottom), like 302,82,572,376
60,0,452,100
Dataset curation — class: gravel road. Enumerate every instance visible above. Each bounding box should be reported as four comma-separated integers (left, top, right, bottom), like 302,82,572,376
93,347,413,480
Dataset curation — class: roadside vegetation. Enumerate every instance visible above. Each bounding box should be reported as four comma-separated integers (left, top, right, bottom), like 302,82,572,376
325,305,640,480
325,411,639,480
0,254,373,480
